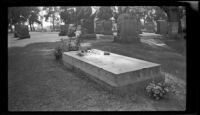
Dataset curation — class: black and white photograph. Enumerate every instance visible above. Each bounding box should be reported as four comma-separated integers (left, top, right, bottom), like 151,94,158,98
7,2,195,111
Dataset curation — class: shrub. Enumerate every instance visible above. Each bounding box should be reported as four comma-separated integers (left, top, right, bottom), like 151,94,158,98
146,81,170,100
53,46,63,60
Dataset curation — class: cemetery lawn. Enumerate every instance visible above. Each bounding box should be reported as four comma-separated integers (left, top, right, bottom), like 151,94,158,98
8,35,186,111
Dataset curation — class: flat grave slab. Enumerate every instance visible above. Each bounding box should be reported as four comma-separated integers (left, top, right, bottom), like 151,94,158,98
63,49,163,88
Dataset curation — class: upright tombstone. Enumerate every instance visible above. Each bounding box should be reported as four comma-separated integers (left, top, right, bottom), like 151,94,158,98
14,24,30,39
94,18,104,34
156,20,168,35
116,13,140,43
14,25,20,38
81,18,94,34
59,24,69,36
168,22,179,34
145,22,156,33
102,20,113,35
167,7,179,38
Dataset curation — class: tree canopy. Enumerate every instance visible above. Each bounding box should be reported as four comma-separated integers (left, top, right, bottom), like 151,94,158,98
8,7,41,24
59,7,93,25
96,6,113,20
8,7,41,32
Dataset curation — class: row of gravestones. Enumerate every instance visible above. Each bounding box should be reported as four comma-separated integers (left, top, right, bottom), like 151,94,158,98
94,19,113,35
115,13,180,43
145,20,179,35
14,24,30,39
59,18,95,37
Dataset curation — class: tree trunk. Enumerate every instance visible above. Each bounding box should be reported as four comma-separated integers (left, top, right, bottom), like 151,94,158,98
165,7,180,35
32,24,35,31
8,24,13,33
52,15,55,31
10,26,13,33
29,23,32,31
14,24,18,38
41,23,43,31
178,18,182,33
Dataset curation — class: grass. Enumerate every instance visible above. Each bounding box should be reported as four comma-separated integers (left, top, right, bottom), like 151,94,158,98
8,35,186,111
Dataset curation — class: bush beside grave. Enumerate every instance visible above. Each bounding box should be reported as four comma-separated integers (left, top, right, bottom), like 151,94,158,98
53,46,63,60
146,81,170,100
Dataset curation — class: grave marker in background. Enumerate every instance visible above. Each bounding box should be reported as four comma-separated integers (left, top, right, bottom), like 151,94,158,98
59,25,69,36
14,24,30,39
156,20,168,35
116,13,140,43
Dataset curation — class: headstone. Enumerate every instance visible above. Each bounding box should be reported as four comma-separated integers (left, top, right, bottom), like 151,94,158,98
59,25,69,36
181,15,186,32
14,24,30,39
14,25,20,38
95,19,105,34
81,19,94,34
168,22,179,34
156,20,168,35
117,13,140,43
145,22,156,33
102,20,113,35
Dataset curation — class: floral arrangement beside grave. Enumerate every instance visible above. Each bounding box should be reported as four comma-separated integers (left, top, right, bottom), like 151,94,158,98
146,81,170,100
53,46,63,60
77,48,111,57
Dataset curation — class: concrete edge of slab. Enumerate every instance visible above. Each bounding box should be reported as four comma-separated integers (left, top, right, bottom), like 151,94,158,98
62,61,165,96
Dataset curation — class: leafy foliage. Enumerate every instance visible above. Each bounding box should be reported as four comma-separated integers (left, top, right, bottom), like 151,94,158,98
59,7,93,25
96,7,113,20
60,7,76,24
53,46,63,60
146,81,170,100
8,7,40,24
76,7,92,22
43,7,60,31
8,7,41,32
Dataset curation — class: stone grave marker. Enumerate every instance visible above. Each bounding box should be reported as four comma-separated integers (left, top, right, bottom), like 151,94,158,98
102,20,113,35
117,13,140,43
59,24,69,36
156,20,168,35
14,24,30,39
94,19,105,34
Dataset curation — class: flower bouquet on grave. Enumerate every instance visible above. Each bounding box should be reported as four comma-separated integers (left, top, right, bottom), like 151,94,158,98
146,81,170,100
53,46,63,60
77,48,92,57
